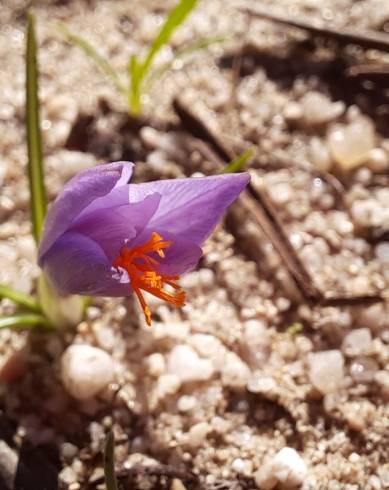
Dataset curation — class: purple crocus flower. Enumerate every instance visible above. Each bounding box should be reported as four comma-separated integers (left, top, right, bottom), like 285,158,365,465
38,162,249,325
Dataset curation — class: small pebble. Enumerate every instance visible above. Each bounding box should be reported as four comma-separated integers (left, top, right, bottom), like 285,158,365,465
365,148,388,172
308,350,345,394
350,357,378,383
177,395,197,412
221,352,251,389
59,466,77,485
283,101,303,122
327,117,376,170
61,345,114,400
301,92,344,125
146,353,166,377
375,243,389,265
185,422,212,448
374,371,389,399
341,328,372,357
167,345,214,383
171,479,188,490
247,375,277,397
255,447,307,489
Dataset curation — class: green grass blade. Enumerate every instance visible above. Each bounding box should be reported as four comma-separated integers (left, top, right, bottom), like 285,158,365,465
128,54,142,113
128,0,198,112
26,12,47,243
143,0,198,74
57,23,127,98
146,35,226,89
0,284,41,312
104,431,118,490
0,314,52,331
221,147,256,174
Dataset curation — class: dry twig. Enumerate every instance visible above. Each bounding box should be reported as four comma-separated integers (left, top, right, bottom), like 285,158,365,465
172,97,383,307
241,7,389,53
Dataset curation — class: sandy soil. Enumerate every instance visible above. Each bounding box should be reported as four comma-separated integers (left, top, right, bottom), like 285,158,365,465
0,1,388,489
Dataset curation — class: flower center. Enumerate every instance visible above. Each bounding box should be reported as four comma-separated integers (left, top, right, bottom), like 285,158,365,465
113,232,186,326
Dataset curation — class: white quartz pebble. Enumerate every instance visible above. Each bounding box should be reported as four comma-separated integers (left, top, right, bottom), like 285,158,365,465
341,328,372,357
309,137,332,172
61,345,114,400
221,352,251,389
255,447,307,489
301,92,344,125
177,395,197,412
168,345,214,383
327,117,376,170
308,350,345,394
375,243,389,265
149,374,181,410
186,422,212,447
146,353,166,377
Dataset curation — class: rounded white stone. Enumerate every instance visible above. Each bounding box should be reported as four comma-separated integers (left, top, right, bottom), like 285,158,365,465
374,371,389,399
341,328,372,357
350,357,378,383
308,350,345,394
272,447,308,488
283,101,303,121
186,422,211,447
167,345,214,383
189,334,224,360
177,395,197,412
221,352,251,389
61,345,114,400
146,353,166,377
366,148,389,171
254,464,277,489
301,92,344,125
375,243,389,265
327,117,376,170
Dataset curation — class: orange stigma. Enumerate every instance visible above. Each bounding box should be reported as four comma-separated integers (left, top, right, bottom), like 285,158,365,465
113,232,186,326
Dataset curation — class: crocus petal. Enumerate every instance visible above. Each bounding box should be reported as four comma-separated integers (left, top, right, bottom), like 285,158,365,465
42,231,130,297
129,173,250,245
156,236,203,276
38,162,133,262
70,193,161,262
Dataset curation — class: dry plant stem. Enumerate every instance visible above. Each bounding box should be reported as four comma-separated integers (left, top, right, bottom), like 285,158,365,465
173,97,384,307
241,7,389,53
172,97,234,161
345,63,389,86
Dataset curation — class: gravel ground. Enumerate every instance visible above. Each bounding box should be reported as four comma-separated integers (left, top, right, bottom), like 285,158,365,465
0,1,388,489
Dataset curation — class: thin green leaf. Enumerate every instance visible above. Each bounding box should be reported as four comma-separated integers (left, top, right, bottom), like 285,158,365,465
26,12,47,242
0,314,52,331
128,54,142,113
128,0,198,112
146,35,226,89
0,284,41,312
143,0,198,74
221,147,256,174
57,22,127,98
104,431,118,490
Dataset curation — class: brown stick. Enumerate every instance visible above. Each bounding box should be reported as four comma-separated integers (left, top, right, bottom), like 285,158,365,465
345,63,389,86
173,97,383,307
241,7,389,53
172,98,234,162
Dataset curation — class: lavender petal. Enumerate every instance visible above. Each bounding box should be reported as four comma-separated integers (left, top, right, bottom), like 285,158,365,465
42,231,130,297
38,162,133,262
